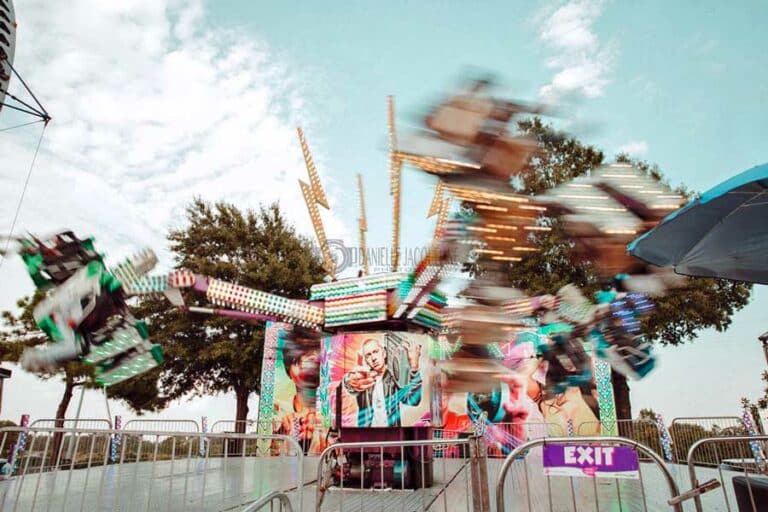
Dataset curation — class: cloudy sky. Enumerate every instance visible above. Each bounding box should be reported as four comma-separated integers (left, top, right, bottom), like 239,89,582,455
1,0,767,425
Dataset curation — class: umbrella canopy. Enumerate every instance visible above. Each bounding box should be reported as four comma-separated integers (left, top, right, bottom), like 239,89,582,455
628,162,768,284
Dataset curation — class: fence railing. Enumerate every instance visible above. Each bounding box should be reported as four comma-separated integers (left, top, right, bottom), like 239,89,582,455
685,435,768,512
210,419,259,434
578,418,663,460
670,416,747,466
0,426,304,512
432,421,565,460
123,419,200,433
495,436,682,512
315,437,477,512
242,490,294,512
29,418,113,430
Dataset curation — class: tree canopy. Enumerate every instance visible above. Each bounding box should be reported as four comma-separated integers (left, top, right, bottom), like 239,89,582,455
133,199,326,431
501,118,753,418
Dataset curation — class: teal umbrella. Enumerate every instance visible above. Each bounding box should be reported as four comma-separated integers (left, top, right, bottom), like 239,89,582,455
628,163,768,283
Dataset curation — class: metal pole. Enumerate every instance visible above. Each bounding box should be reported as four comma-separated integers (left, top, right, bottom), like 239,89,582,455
469,436,491,512
104,388,112,426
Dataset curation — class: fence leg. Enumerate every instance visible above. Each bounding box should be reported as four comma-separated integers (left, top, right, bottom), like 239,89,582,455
469,436,490,512
200,416,208,457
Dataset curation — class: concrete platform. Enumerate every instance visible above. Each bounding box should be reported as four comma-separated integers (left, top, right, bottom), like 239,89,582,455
0,454,762,511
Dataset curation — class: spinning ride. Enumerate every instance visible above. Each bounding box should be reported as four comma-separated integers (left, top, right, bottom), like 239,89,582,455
9,77,686,488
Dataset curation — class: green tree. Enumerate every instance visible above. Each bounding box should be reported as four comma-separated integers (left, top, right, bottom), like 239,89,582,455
134,199,325,433
499,118,752,420
638,408,658,421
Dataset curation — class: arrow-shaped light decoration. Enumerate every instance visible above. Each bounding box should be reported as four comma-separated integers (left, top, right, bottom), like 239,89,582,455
357,173,369,275
388,96,402,272
427,181,445,218
297,127,336,278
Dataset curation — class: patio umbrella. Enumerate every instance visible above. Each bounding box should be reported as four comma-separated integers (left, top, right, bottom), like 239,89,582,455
628,162,768,284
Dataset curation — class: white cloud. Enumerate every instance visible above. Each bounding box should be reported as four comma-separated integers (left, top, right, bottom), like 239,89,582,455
0,0,350,420
537,0,613,103
0,0,349,279
616,140,649,156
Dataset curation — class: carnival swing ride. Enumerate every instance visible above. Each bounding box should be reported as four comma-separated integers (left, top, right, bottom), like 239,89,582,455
6,75,688,488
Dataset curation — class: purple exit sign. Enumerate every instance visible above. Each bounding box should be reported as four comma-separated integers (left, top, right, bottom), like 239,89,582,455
543,444,640,479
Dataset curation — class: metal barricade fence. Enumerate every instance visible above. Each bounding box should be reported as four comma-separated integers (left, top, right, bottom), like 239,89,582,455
685,435,768,512
0,426,304,512
486,422,565,459
124,419,201,433
495,436,682,512
577,419,663,460
210,420,259,434
29,419,113,430
242,490,294,512
670,416,747,467
433,422,564,459
315,437,480,512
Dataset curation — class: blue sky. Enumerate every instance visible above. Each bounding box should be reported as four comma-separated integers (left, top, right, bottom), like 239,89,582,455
1,0,767,424
212,0,768,421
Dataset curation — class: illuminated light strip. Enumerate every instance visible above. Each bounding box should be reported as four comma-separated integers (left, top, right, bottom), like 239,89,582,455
324,308,387,320
431,196,452,252
573,205,628,212
486,236,517,242
466,226,497,233
324,291,388,306
298,127,335,278
110,249,157,290
523,226,551,231
324,311,387,326
297,127,330,209
474,249,504,255
605,229,638,235
491,256,522,262
517,204,547,211
594,359,618,436
310,273,407,297
206,278,324,326
398,151,471,170
554,194,610,200
512,246,538,252
444,187,530,203
475,204,508,212
427,181,445,218
325,310,387,321
357,174,369,275
324,306,387,318
325,301,388,317
300,180,336,277
388,96,402,272
487,224,518,231
127,274,170,294
168,270,196,288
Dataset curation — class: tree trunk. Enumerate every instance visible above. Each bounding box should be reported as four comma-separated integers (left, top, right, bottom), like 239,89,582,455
235,386,249,434
51,376,75,467
611,371,632,420
229,386,250,456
